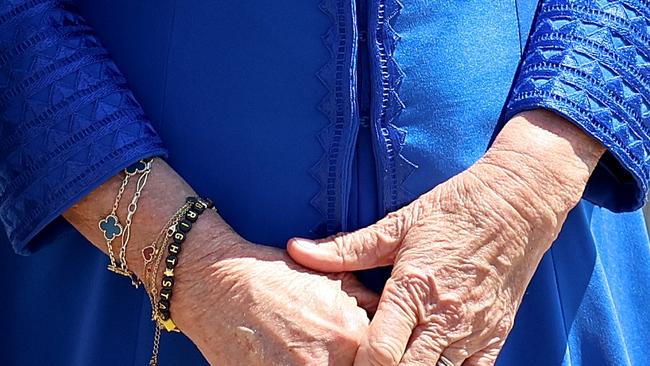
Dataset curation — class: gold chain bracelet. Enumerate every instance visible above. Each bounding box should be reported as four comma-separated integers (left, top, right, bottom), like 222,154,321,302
98,158,153,287
143,202,192,318
98,158,218,366
144,204,190,366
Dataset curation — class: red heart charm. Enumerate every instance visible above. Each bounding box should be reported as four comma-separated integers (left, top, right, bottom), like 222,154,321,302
142,246,155,262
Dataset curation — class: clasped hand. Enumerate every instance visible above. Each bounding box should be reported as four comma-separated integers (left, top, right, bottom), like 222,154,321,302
175,111,600,366
288,156,560,366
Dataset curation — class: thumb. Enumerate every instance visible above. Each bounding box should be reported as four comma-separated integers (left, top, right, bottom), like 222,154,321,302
287,210,410,272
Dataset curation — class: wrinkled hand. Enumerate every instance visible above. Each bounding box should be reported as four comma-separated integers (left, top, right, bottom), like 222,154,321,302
288,111,604,366
169,229,379,366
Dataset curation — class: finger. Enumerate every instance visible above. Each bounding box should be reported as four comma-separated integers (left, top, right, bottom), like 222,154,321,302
461,341,504,366
439,347,470,366
354,279,418,366
340,276,380,315
287,210,410,272
398,326,448,366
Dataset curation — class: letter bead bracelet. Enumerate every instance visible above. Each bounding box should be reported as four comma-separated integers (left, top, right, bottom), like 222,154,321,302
97,158,217,365
147,196,215,366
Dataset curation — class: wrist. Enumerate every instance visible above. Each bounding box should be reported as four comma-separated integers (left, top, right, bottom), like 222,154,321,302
104,161,241,330
154,210,242,330
480,109,605,217
63,158,246,361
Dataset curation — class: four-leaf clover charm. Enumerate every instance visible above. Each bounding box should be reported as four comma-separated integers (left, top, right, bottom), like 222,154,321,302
99,214,123,240
125,159,150,175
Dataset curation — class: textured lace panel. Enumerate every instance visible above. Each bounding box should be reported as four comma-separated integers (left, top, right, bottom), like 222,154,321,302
311,0,359,236
0,0,167,254
505,0,650,211
369,0,416,214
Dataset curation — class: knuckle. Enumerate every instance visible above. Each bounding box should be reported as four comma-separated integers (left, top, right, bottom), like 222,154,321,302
341,310,371,335
437,292,465,317
366,338,402,366
478,352,499,365
380,211,410,239
329,232,359,263
334,231,361,251
496,315,514,336
322,326,363,356
443,344,471,362
384,277,419,306
469,342,505,366
332,235,351,264
391,270,439,308
331,232,349,248
337,229,382,263
388,272,471,335
334,329,362,348
406,197,427,223
415,328,446,353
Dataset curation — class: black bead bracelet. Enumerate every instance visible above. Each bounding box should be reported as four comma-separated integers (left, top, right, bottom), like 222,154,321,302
156,196,215,332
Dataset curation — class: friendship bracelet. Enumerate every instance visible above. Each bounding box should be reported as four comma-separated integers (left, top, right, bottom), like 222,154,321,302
98,158,218,366
155,196,215,332
147,196,216,366
99,158,153,284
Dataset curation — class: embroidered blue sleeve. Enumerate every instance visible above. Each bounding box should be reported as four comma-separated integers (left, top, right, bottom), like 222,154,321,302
505,0,650,212
0,0,168,254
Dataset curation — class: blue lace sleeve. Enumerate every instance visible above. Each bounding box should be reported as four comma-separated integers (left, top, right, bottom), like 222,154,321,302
505,0,650,212
0,0,168,254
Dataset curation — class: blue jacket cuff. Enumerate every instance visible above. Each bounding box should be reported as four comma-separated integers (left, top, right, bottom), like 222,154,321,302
0,1,169,254
505,0,650,212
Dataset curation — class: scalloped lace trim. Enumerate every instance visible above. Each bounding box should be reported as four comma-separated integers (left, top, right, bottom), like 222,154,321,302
374,0,417,212
310,0,357,236
309,0,417,233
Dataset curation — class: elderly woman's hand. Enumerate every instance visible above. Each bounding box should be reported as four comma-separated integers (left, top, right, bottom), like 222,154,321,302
65,157,378,366
287,110,605,366
170,228,379,366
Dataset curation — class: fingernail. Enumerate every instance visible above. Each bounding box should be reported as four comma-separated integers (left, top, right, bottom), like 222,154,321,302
291,238,317,249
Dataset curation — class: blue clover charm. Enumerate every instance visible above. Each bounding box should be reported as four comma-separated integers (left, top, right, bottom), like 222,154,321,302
99,214,123,240
125,159,149,175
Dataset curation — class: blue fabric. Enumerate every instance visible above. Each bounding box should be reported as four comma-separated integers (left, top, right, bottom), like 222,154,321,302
1,0,650,365
0,0,167,255
506,0,650,211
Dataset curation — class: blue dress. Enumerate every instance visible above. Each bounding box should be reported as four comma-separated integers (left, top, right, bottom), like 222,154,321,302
1,0,649,365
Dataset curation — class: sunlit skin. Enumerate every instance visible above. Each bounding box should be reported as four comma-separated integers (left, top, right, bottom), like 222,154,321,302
64,109,604,365
289,109,605,366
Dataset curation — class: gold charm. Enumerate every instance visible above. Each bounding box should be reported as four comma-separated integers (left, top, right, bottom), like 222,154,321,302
162,318,180,332
153,314,180,332
142,245,156,266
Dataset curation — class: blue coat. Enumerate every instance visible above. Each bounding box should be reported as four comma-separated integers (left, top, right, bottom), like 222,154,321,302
1,0,649,365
